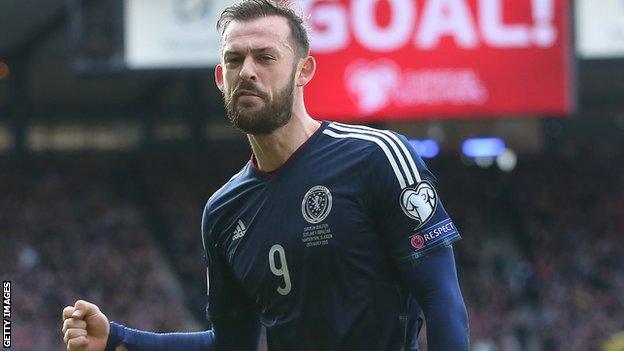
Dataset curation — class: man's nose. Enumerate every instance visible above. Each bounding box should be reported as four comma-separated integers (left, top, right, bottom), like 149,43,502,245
239,56,257,82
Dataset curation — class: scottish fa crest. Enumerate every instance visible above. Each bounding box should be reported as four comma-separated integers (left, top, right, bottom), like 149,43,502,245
302,186,333,224
400,181,437,228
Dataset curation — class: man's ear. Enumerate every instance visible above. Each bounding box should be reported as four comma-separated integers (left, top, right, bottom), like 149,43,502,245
215,64,224,92
296,56,316,87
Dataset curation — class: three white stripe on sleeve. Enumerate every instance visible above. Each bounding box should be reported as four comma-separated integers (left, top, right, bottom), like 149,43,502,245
322,122,422,189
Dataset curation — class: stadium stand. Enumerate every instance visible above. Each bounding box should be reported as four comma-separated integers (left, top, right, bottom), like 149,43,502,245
435,140,624,350
1,157,198,351
2,136,623,350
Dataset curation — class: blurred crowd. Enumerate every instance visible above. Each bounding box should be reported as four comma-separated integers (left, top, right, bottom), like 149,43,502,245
2,138,623,350
0,157,195,351
435,143,624,350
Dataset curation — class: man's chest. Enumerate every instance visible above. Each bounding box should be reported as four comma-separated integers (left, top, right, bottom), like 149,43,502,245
215,172,379,303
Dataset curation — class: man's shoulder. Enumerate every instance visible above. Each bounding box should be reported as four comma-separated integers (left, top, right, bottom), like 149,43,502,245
204,164,251,217
322,121,409,154
321,121,432,190
321,121,417,168
201,164,254,244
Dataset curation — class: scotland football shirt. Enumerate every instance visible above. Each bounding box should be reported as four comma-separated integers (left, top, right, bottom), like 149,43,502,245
202,121,460,351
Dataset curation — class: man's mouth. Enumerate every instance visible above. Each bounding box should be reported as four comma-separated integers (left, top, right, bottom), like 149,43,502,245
236,89,262,98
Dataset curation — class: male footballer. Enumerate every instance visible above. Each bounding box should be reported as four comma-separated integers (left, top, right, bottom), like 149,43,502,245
61,1,469,350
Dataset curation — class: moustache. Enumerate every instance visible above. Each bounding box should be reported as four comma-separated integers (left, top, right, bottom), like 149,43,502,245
233,83,268,100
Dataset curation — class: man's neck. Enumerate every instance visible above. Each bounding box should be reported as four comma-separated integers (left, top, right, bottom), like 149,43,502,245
248,115,321,172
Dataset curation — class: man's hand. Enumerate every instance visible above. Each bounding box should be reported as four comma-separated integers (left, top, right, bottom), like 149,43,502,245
61,300,110,351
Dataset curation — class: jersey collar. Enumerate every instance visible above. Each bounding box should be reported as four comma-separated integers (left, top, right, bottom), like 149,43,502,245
249,120,329,181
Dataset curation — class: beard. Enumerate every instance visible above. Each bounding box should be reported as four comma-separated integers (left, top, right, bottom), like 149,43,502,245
224,70,296,135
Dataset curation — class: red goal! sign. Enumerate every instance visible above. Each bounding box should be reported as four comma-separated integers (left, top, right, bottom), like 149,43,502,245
300,0,573,120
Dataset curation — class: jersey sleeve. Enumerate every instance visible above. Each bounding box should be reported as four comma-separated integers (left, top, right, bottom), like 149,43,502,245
202,206,258,321
364,132,461,264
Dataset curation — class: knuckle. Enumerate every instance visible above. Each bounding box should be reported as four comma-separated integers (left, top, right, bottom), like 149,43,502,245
63,306,74,319
76,319,87,329
68,336,87,349
63,318,86,332
66,328,81,339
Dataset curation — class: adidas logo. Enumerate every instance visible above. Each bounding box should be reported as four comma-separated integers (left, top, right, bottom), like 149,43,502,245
232,219,247,240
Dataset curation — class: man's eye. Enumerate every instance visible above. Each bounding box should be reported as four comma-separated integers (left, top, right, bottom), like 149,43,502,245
259,55,274,62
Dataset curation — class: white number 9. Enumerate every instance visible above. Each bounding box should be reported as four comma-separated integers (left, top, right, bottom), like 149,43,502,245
268,244,292,296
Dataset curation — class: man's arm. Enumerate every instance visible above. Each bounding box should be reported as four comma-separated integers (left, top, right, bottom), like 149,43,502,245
398,246,469,350
62,300,260,351
105,318,259,351
104,322,215,351
105,316,261,351
359,131,469,350
203,206,262,351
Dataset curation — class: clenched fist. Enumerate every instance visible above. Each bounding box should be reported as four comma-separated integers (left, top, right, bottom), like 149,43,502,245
61,300,120,351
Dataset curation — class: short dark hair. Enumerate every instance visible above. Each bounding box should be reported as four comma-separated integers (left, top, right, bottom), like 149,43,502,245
216,0,310,59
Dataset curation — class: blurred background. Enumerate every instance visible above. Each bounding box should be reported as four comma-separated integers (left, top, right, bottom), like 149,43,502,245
0,0,623,350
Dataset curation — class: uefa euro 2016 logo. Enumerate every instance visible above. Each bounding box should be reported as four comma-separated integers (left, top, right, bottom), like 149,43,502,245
301,186,333,224
400,181,438,229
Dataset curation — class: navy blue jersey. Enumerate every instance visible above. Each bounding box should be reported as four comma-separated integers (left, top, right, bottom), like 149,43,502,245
202,121,461,351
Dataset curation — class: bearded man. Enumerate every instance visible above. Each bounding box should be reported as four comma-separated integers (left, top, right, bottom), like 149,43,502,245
61,1,469,350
